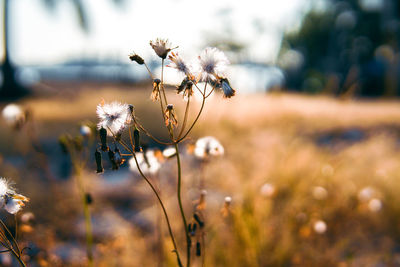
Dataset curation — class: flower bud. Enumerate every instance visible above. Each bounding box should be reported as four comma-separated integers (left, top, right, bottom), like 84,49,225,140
196,242,201,257
108,150,119,170
99,127,108,151
134,128,141,152
193,213,204,228
128,53,144,65
95,149,104,173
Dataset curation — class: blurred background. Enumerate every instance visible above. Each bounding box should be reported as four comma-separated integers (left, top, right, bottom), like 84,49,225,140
1,0,400,266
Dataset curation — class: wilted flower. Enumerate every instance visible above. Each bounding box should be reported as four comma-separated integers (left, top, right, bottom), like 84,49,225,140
150,38,174,59
168,51,192,76
312,186,328,200
260,183,276,197
129,149,164,175
220,78,235,98
313,220,327,234
196,47,229,82
151,79,161,101
2,104,25,127
368,198,382,212
177,77,194,98
164,104,178,128
0,178,28,214
128,53,145,65
97,101,131,136
194,136,224,159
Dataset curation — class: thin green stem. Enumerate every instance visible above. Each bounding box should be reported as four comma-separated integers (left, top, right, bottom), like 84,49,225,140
74,168,94,267
160,59,169,107
177,94,191,140
124,144,183,267
174,143,191,267
176,95,205,143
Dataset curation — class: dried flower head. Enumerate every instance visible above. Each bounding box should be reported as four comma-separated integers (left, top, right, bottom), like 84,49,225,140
151,79,161,101
2,103,25,127
164,104,178,128
196,47,229,82
150,38,174,59
168,51,192,76
0,178,29,214
177,77,194,98
97,101,131,136
194,136,224,159
128,53,145,65
129,149,163,175
209,78,236,98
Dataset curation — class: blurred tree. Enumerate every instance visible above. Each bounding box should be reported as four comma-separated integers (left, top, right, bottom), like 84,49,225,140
279,0,400,97
0,0,125,100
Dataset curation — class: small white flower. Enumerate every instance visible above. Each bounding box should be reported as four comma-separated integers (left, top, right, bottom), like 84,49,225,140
194,136,224,159
195,47,229,82
368,198,382,212
150,38,174,59
260,183,276,197
97,101,131,136
224,196,232,203
313,220,327,234
167,51,192,76
2,104,24,125
129,150,163,175
312,186,328,200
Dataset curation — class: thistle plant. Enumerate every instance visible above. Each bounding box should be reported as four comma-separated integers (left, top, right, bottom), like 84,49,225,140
95,38,235,267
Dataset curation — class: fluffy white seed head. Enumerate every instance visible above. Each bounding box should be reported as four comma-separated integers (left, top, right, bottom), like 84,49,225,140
2,104,24,125
129,150,162,175
97,101,131,136
162,147,176,158
313,220,327,234
194,136,224,159
195,47,229,82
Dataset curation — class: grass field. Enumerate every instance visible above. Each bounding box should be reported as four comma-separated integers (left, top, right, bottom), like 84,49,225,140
1,85,400,266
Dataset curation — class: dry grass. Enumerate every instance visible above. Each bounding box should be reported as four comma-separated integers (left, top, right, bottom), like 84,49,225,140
2,86,400,266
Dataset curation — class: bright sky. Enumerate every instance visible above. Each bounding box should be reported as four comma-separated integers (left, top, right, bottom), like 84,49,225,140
2,0,317,65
